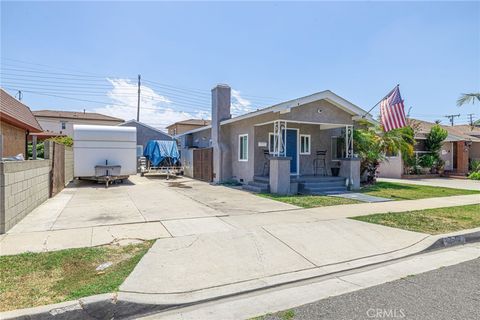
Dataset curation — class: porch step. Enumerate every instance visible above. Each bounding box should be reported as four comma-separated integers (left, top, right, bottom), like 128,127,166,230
253,176,270,183
299,186,348,195
242,183,269,193
300,180,346,188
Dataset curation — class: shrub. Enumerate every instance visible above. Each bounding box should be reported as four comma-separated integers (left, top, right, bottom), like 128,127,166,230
27,142,44,159
468,172,480,180
419,154,436,170
48,136,73,147
425,125,448,154
470,159,480,173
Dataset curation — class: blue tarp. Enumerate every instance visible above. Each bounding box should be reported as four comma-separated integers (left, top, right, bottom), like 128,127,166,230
143,140,180,167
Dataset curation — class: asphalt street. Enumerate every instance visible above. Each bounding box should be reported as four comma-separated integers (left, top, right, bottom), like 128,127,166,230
264,258,480,320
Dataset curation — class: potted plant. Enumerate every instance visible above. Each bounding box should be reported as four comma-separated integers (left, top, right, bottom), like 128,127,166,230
331,162,340,176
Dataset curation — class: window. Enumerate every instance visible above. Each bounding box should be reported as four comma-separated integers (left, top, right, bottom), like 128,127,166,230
239,134,248,161
268,133,277,154
300,135,311,155
61,122,66,130
331,136,345,160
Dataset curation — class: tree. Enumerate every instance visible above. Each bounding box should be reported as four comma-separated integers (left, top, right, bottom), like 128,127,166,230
424,124,448,154
457,93,480,106
353,120,415,184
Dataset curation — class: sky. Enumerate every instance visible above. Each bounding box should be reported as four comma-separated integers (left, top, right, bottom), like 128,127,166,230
1,1,479,129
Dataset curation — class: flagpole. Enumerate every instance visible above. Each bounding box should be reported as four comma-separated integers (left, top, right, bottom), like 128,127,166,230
362,84,399,118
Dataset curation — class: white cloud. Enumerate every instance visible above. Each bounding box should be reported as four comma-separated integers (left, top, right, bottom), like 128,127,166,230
231,89,255,116
94,80,254,130
94,79,207,131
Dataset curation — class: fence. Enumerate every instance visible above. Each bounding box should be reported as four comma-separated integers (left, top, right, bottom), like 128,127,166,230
0,141,74,234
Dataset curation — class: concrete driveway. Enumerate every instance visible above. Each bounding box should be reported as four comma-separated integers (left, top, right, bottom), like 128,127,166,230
1,175,298,254
2,174,477,306
7,175,295,234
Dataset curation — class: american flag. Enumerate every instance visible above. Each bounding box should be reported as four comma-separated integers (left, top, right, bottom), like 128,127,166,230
380,86,406,132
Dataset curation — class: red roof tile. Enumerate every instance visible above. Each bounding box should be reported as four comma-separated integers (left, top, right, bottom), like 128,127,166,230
0,88,43,132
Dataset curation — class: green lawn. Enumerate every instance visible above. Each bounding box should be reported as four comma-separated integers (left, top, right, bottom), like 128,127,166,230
259,193,360,208
0,241,152,312
360,182,480,200
351,204,480,234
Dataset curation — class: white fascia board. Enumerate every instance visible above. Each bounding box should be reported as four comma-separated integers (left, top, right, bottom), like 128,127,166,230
220,90,374,126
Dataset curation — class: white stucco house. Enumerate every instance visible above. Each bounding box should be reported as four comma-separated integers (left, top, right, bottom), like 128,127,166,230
33,110,124,137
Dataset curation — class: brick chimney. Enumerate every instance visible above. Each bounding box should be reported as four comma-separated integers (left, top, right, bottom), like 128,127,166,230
211,84,231,183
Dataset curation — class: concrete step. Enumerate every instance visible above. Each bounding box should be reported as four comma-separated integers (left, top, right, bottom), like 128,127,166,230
299,186,348,195
300,180,346,188
248,181,270,189
242,184,269,193
253,176,270,183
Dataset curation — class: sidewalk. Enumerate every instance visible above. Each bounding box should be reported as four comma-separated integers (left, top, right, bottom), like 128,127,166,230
378,177,480,191
1,194,479,255
221,194,480,229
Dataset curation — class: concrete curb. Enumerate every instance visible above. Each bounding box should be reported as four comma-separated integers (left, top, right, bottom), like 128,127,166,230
2,230,479,320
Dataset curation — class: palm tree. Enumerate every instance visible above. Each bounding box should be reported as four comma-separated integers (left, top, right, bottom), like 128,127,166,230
457,93,480,106
353,120,414,184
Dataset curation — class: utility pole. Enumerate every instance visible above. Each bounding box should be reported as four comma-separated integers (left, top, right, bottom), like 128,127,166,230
444,114,460,126
16,90,23,101
136,74,141,122
467,113,475,126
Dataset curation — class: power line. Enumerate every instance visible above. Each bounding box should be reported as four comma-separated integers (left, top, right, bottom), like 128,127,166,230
444,114,460,126
2,87,210,113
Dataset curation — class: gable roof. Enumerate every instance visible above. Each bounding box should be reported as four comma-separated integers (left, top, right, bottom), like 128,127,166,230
119,120,173,139
408,119,480,142
223,90,374,125
176,90,375,137
33,110,124,122
0,88,43,132
452,124,480,137
166,119,211,129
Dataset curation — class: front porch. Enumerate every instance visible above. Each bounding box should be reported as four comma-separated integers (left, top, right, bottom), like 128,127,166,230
252,119,355,177
243,174,348,194
243,119,359,195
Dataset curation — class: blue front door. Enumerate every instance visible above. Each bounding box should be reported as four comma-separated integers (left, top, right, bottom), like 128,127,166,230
283,129,298,174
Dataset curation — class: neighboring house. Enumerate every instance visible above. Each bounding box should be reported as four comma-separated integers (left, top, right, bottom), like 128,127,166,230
119,120,174,156
166,119,211,136
33,110,124,137
0,89,43,157
378,119,480,178
453,125,480,161
176,84,375,194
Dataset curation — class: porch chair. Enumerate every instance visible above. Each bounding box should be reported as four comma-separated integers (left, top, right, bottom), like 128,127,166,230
262,149,270,176
313,150,327,176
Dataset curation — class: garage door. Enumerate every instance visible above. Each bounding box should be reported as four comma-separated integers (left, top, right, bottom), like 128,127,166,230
193,148,213,182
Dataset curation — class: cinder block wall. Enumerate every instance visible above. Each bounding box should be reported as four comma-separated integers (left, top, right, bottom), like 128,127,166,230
0,160,51,233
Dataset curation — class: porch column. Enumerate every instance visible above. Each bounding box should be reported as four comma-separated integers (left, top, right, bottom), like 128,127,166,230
345,125,353,158
32,135,37,160
273,120,287,157
269,156,291,195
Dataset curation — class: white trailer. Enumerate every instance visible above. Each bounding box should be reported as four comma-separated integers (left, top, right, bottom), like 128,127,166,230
73,125,136,187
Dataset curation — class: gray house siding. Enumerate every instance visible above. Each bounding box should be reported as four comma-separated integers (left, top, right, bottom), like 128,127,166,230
119,121,173,150
179,92,363,185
